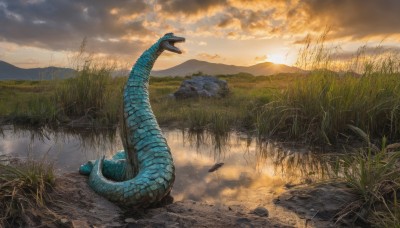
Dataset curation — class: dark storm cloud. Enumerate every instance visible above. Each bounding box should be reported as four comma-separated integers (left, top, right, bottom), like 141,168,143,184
0,0,151,55
289,0,400,39
157,0,227,15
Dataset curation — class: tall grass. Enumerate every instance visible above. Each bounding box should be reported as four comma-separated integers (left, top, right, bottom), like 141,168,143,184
55,63,123,125
256,73,400,143
54,41,125,126
0,161,56,227
335,126,400,226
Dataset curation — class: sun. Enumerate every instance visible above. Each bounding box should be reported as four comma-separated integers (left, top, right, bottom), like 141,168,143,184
267,53,288,65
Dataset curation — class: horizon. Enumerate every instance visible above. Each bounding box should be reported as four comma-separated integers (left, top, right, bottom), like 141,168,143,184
0,57,297,71
1,1,399,70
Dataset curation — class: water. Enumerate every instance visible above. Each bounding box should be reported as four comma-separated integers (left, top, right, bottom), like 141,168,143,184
0,125,333,204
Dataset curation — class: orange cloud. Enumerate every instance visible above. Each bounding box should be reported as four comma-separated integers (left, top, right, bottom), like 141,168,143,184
197,53,221,60
254,55,267,62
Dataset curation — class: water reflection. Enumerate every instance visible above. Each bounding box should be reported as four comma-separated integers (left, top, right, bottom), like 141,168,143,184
0,125,334,204
0,125,119,172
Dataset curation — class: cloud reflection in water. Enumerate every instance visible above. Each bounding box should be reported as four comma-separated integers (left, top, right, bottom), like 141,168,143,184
0,126,332,204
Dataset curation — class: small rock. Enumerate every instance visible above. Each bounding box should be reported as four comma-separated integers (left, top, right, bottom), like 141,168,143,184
297,194,311,200
125,218,136,223
251,207,269,217
284,182,296,189
236,217,253,228
60,218,69,224
71,220,90,228
208,162,224,172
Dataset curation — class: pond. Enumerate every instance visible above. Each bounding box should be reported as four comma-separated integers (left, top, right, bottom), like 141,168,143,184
0,125,334,205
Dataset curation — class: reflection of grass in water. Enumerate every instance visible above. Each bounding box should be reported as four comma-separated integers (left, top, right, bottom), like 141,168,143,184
0,160,56,227
8,126,119,161
255,141,334,183
186,129,229,160
335,126,400,226
184,129,333,182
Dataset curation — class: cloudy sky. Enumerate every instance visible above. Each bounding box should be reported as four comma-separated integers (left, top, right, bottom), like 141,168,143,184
0,0,399,70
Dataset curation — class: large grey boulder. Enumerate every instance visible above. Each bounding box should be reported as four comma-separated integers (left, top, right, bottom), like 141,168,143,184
173,76,229,99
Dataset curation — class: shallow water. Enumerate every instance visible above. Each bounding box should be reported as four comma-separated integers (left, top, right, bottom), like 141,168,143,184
0,125,333,204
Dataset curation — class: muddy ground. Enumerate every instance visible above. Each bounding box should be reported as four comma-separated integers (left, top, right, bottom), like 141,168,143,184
35,173,357,228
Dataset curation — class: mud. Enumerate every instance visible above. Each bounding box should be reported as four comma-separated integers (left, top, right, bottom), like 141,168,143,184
48,173,287,227
42,173,356,228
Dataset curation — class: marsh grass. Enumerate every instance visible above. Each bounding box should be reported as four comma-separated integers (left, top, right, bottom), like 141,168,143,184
335,126,400,226
0,80,57,124
0,160,56,227
55,61,124,126
256,73,400,143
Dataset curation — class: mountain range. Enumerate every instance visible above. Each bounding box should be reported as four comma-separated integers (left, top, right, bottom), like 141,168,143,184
0,59,301,80
0,60,75,80
151,59,300,77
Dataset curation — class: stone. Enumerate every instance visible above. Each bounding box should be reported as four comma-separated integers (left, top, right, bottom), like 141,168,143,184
251,206,269,217
71,220,90,228
236,217,253,228
60,218,69,224
173,76,229,99
125,218,136,223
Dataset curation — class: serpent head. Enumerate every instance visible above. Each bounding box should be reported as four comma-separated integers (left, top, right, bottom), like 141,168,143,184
159,33,185,54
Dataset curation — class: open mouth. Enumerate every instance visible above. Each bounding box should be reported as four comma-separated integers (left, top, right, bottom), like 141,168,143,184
162,37,185,54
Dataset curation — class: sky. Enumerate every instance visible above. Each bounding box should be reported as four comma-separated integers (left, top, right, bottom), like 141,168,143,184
0,0,400,70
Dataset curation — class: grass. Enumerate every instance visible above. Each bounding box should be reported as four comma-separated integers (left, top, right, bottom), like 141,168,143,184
256,72,400,144
2,69,400,146
0,160,56,227
55,62,124,126
334,126,400,226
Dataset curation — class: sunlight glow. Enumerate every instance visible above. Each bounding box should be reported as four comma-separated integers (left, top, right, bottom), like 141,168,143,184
267,53,288,65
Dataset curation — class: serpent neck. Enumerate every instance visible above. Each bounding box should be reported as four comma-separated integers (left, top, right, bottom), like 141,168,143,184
128,41,163,84
121,40,164,180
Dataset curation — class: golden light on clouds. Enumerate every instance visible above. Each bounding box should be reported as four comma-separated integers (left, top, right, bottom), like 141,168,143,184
0,0,399,69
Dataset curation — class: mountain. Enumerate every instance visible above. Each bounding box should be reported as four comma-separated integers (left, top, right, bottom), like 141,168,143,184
0,59,301,80
151,59,301,77
0,60,75,80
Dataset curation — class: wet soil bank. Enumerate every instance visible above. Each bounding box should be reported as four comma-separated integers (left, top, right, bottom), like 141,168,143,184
40,173,356,228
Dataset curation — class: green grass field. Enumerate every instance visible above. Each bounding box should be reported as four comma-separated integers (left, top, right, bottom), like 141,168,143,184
1,69,400,145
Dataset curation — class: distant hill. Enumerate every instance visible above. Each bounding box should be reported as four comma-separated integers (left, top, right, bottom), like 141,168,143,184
151,59,301,77
0,60,75,80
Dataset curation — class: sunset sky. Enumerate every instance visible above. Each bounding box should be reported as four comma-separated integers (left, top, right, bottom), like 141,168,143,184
0,0,399,70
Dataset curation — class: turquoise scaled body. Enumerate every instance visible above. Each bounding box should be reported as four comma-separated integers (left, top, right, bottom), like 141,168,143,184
79,33,183,208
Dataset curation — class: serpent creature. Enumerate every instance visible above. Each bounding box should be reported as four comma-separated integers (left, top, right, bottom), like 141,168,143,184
79,33,185,208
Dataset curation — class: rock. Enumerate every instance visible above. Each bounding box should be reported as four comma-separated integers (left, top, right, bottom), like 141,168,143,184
60,218,69,224
236,217,253,228
208,162,224,172
125,218,136,223
251,207,269,217
71,220,90,228
173,76,229,99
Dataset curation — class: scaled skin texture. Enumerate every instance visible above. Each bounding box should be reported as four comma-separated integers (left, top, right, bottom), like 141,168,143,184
79,33,185,208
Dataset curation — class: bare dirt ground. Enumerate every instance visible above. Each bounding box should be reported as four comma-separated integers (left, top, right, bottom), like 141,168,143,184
47,173,285,227
37,173,357,228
